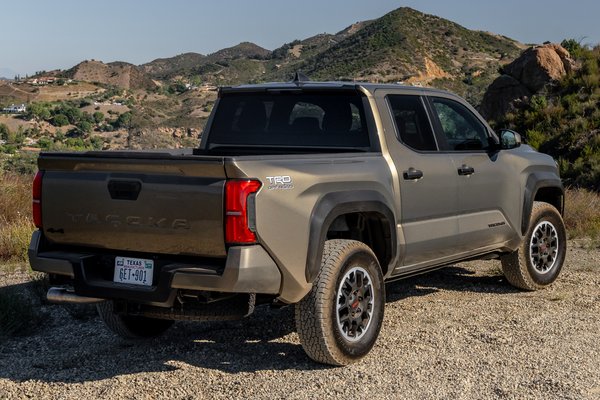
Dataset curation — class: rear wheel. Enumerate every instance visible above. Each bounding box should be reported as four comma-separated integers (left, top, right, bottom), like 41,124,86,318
501,201,566,290
295,239,384,366
97,301,174,339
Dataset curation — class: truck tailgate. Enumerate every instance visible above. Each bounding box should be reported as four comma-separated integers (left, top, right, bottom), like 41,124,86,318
39,151,227,257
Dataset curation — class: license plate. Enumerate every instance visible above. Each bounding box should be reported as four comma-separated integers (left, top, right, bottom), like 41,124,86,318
113,256,154,286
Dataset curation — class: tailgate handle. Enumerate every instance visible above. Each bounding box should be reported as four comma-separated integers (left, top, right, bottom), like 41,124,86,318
108,180,142,201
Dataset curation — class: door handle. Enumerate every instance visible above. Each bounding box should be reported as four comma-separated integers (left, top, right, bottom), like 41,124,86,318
457,165,475,176
403,168,423,180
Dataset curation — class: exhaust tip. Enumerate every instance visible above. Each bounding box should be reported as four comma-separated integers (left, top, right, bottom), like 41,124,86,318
47,287,104,304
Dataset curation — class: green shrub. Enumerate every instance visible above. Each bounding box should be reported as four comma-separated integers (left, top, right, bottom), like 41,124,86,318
52,114,69,127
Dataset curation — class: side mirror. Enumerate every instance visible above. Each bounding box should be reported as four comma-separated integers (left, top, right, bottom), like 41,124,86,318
499,129,522,150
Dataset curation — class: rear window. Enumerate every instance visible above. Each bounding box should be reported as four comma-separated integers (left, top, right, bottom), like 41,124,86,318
207,91,371,149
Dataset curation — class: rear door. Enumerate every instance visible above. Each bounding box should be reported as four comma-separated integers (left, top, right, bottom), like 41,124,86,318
376,91,459,268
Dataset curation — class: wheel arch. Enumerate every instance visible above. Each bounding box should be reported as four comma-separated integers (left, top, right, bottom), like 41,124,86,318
305,190,396,283
522,173,564,235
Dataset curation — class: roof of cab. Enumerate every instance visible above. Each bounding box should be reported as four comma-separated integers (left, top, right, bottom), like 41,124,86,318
220,81,455,97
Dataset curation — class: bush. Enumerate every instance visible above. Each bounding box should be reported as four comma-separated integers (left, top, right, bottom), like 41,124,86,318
0,123,9,140
2,152,37,175
52,114,69,127
77,120,93,133
0,173,31,223
0,220,33,261
564,188,600,244
93,111,104,124
0,173,34,262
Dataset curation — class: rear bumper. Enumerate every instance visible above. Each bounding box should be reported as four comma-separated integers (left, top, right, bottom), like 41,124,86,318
28,231,282,307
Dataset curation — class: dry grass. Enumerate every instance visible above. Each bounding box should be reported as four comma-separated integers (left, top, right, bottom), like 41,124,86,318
564,188,600,245
0,173,34,262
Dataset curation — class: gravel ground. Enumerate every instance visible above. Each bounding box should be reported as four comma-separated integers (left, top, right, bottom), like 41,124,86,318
0,244,598,400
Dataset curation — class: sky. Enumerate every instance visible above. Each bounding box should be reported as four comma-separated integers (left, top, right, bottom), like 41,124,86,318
1,0,599,77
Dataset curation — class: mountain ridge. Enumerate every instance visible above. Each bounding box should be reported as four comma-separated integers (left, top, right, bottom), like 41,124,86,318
135,7,521,105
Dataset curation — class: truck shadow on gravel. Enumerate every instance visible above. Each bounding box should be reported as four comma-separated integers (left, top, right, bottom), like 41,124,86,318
0,302,329,383
0,265,517,383
385,265,519,302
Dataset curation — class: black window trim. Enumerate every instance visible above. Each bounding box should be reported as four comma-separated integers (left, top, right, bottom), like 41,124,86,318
202,89,377,152
424,95,495,154
384,94,440,153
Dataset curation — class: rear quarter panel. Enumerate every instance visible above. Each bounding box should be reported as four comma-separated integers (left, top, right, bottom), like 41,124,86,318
226,153,395,303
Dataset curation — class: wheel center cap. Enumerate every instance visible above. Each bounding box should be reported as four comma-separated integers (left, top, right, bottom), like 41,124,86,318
351,299,360,309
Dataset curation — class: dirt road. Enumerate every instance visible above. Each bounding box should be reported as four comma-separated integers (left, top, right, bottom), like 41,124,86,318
0,245,598,399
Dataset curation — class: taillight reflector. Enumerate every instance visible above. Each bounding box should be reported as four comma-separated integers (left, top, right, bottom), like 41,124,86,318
225,179,261,244
32,171,43,228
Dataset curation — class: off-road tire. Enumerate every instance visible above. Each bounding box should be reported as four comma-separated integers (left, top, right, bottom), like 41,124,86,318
97,301,174,339
295,239,384,366
501,201,566,290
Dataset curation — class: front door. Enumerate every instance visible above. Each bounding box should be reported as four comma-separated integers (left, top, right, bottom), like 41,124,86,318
427,96,516,252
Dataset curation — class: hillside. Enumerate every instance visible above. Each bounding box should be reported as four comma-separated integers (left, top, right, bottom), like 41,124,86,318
498,43,600,191
62,60,157,90
139,7,521,104
141,42,271,81
140,52,207,80
270,8,519,84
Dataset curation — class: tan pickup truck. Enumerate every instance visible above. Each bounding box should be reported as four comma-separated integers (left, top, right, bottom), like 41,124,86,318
29,79,566,365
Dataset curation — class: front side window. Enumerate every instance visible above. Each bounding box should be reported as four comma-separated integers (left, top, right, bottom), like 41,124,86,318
430,97,490,151
387,95,437,151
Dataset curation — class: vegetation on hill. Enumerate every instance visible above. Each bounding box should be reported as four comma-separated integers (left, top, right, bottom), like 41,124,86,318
139,8,520,105
141,42,271,82
500,41,600,191
276,8,518,80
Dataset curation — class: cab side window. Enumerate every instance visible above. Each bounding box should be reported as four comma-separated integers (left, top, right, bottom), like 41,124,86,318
430,97,490,151
388,95,437,151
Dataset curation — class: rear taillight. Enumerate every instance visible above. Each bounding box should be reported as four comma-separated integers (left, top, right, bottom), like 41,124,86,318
32,171,43,229
225,179,261,244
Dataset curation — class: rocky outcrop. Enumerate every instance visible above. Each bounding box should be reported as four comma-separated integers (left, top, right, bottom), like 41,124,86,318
63,60,157,91
503,44,573,92
480,43,575,122
126,127,202,150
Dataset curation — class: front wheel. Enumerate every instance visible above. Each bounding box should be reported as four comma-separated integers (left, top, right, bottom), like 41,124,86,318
501,201,567,290
295,239,385,366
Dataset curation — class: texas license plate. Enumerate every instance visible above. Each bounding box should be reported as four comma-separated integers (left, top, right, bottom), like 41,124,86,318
113,256,154,286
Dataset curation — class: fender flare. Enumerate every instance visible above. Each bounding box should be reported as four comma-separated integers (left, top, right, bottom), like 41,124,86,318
305,190,397,282
522,173,564,235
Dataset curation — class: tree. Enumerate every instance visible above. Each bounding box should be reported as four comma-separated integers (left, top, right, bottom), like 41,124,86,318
114,111,132,129
93,111,104,124
25,103,51,121
561,38,584,59
0,123,9,141
52,114,69,127
77,120,93,133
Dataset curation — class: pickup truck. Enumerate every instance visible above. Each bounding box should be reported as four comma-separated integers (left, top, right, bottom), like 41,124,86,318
29,78,566,366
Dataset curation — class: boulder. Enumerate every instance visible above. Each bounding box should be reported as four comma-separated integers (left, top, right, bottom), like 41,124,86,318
480,43,574,121
503,44,573,92
479,75,531,122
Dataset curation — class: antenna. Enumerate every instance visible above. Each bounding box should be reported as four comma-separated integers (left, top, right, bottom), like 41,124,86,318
292,71,310,84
